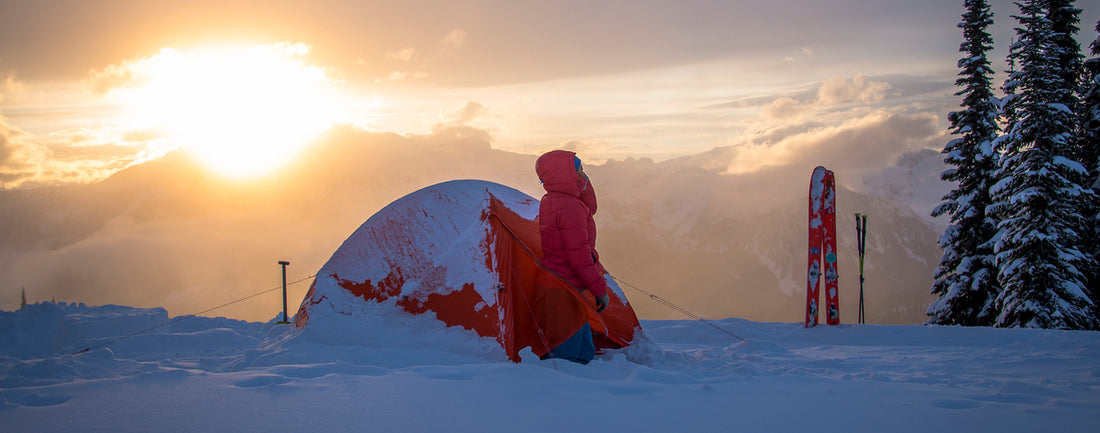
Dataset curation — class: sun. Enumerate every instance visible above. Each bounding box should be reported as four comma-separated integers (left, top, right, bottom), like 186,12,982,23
118,43,341,178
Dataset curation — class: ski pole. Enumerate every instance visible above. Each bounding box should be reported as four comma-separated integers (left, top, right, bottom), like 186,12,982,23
855,214,867,324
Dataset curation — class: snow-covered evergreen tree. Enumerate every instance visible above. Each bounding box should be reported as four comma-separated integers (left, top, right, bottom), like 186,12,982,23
1083,20,1100,185
990,0,1098,330
1080,19,1100,316
1049,0,1086,96
928,0,1002,326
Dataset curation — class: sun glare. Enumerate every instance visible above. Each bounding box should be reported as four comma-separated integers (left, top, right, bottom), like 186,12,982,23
117,43,341,178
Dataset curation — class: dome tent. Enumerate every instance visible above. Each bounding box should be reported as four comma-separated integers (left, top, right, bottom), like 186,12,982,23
293,180,642,362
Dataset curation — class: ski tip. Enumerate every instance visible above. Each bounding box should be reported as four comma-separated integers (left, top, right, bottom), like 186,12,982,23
811,166,828,182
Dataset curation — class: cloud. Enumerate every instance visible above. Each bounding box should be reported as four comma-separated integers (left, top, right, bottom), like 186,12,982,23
817,74,894,105
0,0,1053,88
0,116,43,170
443,101,488,125
87,43,324,95
724,110,940,180
383,29,468,82
0,115,170,189
388,71,426,81
749,123,824,146
0,119,17,165
0,73,26,103
387,48,417,62
761,97,812,122
0,116,95,189
86,48,177,94
544,139,616,162
711,74,897,115
441,29,467,49
784,46,815,62
430,101,491,135
3,43,345,189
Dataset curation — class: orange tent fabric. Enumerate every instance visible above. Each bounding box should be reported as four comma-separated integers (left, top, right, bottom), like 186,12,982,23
292,180,641,362
489,197,639,359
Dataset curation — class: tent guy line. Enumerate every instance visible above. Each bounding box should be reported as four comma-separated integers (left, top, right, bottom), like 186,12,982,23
63,264,748,359
610,276,748,343
67,274,317,357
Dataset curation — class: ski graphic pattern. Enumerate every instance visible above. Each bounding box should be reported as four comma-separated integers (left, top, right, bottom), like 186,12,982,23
823,169,840,326
806,166,839,327
806,167,826,327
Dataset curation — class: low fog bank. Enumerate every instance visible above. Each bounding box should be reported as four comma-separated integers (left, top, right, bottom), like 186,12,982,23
594,158,940,323
0,125,941,323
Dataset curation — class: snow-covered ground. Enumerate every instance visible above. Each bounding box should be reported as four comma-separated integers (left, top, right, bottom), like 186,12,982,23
2,302,1098,432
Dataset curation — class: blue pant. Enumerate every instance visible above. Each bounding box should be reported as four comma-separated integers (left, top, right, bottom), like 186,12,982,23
548,322,595,364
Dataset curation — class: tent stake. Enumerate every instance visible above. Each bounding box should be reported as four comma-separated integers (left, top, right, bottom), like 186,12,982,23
277,261,291,324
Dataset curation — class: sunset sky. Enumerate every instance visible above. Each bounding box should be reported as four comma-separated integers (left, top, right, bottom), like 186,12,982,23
2,0,1100,187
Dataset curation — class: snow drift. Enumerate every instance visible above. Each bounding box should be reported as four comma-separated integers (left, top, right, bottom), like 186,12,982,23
2,302,1099,432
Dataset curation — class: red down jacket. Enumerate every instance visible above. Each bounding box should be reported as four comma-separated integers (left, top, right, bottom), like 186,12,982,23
535,150,608,297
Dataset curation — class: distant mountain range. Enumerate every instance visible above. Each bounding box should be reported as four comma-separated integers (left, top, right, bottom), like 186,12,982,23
0,125,943,324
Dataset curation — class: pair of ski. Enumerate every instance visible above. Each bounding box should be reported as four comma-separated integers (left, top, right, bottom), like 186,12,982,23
806,166,839,327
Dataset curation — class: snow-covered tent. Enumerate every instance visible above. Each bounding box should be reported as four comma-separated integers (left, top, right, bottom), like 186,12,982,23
293,180,642,361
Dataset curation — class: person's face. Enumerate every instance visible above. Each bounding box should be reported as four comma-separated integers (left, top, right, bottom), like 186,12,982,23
577,162,587,179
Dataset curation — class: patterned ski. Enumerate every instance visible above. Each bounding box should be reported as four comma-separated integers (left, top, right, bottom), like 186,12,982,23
822,169,840,325
806,167,826,327
806,167,839,327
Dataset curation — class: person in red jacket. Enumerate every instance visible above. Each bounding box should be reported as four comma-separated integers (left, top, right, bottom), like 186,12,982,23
535,150,610,313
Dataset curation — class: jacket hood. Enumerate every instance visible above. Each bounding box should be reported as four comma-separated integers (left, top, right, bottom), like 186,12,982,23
536,150,587,197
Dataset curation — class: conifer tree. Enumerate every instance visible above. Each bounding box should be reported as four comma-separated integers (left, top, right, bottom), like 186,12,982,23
1080,19,1100,314
928,0,1002,326
990,0,1098,330
1083,20,1100,185
1083,20,1100,184
1049,0,1086,96
1051,0,1098,322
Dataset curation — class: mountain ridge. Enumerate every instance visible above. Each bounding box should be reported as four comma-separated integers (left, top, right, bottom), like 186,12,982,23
0,125,941,323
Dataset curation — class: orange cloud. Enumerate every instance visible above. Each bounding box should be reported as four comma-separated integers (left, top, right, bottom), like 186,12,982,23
762,97,812,122
542,139,617,163
818,74,894,105
442,29,467,49
382,29,468,82
725,110,940,178
0,73,26,104
443,101,488,125
1,142,44,188
0,115,171,189
0,116,43,171
387,48,417,62
86,48,183,95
